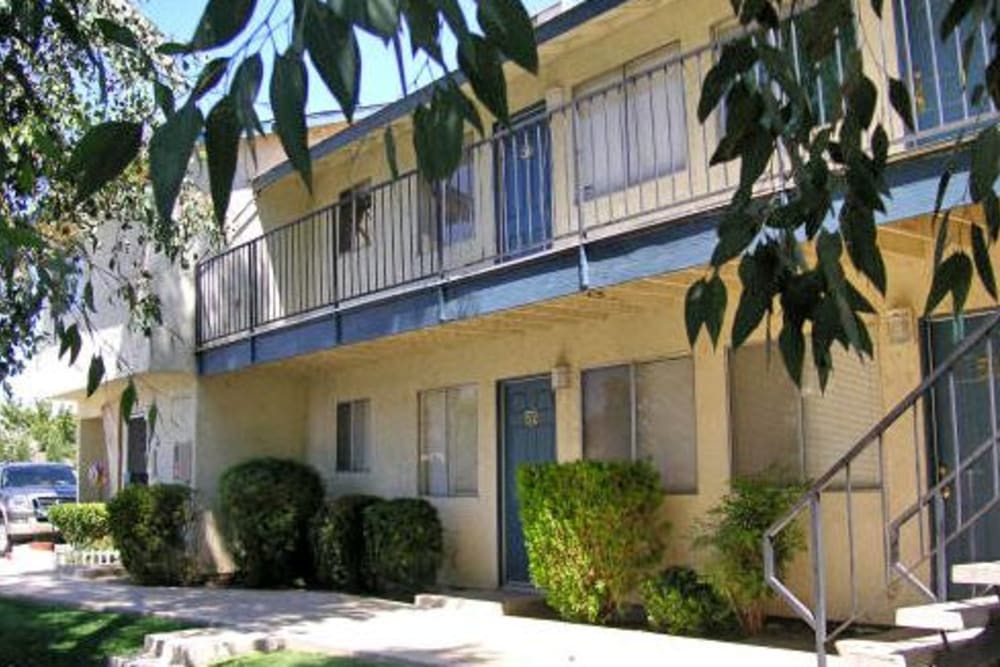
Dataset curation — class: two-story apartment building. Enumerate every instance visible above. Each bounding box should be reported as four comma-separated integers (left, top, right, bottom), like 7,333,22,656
26,0,1000,631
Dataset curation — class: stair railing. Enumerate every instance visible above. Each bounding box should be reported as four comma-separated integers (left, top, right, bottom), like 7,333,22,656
763,309,1000,666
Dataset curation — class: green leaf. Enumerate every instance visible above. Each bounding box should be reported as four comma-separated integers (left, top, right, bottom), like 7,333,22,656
699,39,756,122
889,78,915,132
232,54,265,136
478,0,538,74
984,191,1000,241
147,402,160,438
972,225,997,300
385,126,399,180
779,323,805,387
304,0,361,121
970,126,1000,202
329,0,400,39
94,18,139,50
67,121,143,202
402,0,442,61
270,49,312,189
704,274,727,347
457,34,509,124
684,279,707,346
840,200,887,294
205,96,242,225
83,280,95,313
120,379,138,421
191,57,229,101
157,42,190,55
731,291,768,348
870,0,883,18
940,0,975,41
149,102,204,222
154,80,175,117
925,252,973,314
846,73,877,129
191,0,257,51
86,355,105,397
57,323,82,365
413,89,464,180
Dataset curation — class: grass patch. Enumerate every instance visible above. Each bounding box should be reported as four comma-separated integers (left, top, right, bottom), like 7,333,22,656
213,653,399,666
0,596,188,666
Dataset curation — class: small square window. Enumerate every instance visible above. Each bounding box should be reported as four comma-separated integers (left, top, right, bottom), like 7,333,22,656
336,399,372,473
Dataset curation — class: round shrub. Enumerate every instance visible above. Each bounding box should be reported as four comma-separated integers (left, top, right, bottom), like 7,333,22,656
311,494,381,591
49,502,110,550
219,458,325,587
641,566,737,637
517,460,666,624
107,484,195,585
363,498,443,595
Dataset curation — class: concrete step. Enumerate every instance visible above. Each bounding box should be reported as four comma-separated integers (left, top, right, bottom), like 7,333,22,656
952,561,1000,588
111,628,285,666
414,588,547,617
835,627,988,667
894,596,1000,631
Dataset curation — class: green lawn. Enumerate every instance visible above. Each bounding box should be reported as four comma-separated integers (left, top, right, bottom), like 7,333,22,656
213,653,399,667
0,596,188,666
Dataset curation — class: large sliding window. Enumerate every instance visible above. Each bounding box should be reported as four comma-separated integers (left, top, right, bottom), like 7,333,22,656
419,385,478,497
574,44,688,200
418,150,476,252
729,342,882,486
582,357,697,493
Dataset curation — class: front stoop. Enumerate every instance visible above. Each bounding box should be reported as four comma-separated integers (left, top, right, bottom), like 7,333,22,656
109,629,286,667
414,588,549,617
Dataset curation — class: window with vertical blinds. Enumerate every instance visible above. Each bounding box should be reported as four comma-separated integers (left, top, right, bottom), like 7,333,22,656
419,385,478,497
730,342,882,486
582,357,697,493
574,43,688,200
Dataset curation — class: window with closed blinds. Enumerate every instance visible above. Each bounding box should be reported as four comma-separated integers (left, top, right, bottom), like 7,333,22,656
419,385,478,497
336,399,371,473
575,43,688,200
582,357,697,493
730,342,882,486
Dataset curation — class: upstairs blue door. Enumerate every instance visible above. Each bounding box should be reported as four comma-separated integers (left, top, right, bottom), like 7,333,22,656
496,104,552,258
501,376,556,585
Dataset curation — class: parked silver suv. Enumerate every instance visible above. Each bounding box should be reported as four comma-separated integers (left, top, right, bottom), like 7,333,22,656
0,462,77,554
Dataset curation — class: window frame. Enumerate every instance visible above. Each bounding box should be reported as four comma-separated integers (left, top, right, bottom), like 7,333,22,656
336,181,373,255
580,354,699,494
335,398,372,474
418,383,479,498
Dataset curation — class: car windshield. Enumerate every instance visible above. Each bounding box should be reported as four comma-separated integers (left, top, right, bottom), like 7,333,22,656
4,466,76,488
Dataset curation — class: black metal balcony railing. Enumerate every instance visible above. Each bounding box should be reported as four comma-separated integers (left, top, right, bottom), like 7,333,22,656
196,1,998,348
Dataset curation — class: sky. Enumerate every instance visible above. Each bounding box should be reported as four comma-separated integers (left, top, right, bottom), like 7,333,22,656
139,0,557,122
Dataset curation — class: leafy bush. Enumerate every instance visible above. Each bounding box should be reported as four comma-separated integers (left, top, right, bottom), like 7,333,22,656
694,476,805,635
49,502,110,550
641,566,736,636
363,498,442,595
517,460,666,624
311,494,381,591
107,484,196,585
219,458,325,587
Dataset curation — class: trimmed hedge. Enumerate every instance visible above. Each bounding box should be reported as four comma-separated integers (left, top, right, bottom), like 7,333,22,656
641,566,736,637
107,484,195,585
219,458,325,587
311,494,381,591
517,460,665,624
48,503,110,550
363,498,442,595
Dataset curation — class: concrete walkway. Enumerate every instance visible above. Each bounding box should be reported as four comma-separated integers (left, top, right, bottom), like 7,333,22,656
0,572,841,666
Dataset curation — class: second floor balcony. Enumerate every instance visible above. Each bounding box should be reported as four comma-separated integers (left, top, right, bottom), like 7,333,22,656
197,0,999,350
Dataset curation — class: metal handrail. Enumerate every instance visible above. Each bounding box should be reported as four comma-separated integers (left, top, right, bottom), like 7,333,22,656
764,310,1000,666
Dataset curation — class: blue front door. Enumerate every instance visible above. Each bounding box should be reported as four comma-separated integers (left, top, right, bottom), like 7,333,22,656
501,376,556,585
926,312,1000,596
496,104,552,258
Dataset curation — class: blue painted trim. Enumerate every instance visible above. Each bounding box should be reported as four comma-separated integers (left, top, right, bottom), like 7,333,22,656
253,0,633,191
199,340,252,375
254,316,336,365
